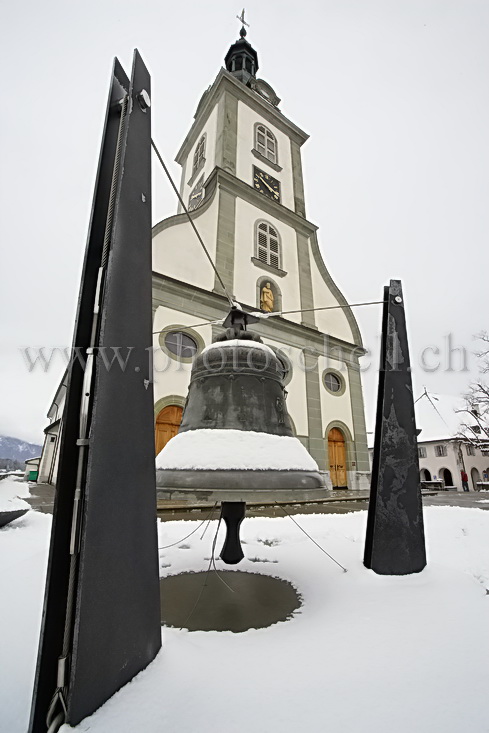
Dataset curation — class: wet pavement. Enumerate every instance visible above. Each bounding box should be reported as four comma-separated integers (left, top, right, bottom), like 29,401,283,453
421,491,489,510
19,482,489,521
22,483,55,514
160,570,301,632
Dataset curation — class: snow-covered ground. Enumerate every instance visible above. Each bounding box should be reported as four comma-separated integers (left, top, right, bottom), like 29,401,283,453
1,499,488,733
0,476,31,511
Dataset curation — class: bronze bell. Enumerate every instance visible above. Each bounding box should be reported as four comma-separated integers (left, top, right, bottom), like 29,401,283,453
156,307,327,562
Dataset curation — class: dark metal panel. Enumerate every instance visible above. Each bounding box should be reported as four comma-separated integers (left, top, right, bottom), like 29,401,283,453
29,51,161,732
66,50,160,724
29,59,130,733
364,280,426,575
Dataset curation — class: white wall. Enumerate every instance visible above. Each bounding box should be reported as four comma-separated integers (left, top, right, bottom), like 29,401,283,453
317,355,354,438
179,105,218,206
152,200,218,292
38,437,56,483
236,101,295,211
233,198,302,323
419,440,489,490
309,245,355,343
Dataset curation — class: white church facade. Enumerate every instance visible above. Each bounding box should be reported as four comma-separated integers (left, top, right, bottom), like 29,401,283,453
38,30,370,491
152,31,370,490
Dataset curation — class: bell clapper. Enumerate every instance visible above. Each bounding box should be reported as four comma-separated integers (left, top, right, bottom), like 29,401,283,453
219,502,246,564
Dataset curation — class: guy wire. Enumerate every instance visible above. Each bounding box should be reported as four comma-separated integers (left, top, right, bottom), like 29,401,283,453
151,139,234,307
275,504,348,573
151,300,385,336
183,514,224,625
158,502,217,550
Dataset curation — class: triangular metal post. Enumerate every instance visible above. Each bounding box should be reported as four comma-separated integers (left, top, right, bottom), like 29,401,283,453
364,280,426,575
29,50,161,731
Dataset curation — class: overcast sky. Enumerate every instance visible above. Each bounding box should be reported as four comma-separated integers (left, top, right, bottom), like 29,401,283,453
1,0,488,444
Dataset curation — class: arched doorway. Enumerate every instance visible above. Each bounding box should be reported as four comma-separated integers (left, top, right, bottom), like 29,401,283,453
328,427,347,488
155,405,183,456
420,468,431,481
471,467,481,490
441,468,453,487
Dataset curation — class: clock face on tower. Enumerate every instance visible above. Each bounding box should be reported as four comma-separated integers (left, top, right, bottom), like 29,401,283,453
253,166,281,203
188,176,204,211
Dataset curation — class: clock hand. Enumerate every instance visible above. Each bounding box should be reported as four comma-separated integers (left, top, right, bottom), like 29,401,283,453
258,175,276,194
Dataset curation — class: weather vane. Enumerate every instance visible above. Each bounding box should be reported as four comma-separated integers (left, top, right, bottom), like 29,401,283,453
236,8,250,34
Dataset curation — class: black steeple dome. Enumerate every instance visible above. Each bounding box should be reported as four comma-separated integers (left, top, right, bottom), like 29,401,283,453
224,27,259,86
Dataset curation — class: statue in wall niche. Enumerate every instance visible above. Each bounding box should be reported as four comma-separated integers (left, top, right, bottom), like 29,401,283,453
260,282,274,312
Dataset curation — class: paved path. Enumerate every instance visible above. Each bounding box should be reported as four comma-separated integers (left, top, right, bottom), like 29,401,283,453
25,483,489,521
422,490,489,510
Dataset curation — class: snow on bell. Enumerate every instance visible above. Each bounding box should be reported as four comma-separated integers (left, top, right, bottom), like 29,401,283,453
156,307,327,563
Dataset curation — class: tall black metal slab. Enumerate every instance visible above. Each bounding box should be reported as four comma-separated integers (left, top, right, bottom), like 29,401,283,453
29,51,160,732
364,280,426,575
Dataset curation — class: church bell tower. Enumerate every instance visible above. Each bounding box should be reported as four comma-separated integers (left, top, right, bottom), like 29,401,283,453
225,26,258,86
151,28,370,489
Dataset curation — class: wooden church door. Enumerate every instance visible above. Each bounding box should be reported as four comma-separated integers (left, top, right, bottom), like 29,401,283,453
155,405,183,456
328,428,347,488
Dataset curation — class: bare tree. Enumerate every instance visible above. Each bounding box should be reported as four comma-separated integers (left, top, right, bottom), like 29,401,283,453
455,331,489,444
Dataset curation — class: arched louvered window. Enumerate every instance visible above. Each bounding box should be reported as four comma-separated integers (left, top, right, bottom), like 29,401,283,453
255,124,277,165
192,134,206,175
255,221,282,269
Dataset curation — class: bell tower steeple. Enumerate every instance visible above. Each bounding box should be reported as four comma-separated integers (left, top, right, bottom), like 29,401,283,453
151,25,371,487
224,26,258,86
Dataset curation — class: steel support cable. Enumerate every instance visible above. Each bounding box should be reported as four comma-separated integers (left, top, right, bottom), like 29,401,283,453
275,504,348,573
416,387,453,434
151,300,386,336
151,139,234,307
157,502,217,550
152,318,223,336
265,300,385,318
183,514,224,626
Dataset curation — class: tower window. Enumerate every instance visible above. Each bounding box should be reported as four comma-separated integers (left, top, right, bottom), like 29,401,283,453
255,221,282,270
192,134,206,176
255,124,277,164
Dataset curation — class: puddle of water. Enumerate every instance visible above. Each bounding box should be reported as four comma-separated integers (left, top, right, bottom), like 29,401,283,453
160,571,301,632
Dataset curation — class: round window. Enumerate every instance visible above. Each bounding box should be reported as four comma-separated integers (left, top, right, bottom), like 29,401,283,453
324,372,342,393
164,331,198,359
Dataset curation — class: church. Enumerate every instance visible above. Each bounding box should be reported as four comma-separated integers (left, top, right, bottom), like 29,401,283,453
151,28,370,490
38,28,370,491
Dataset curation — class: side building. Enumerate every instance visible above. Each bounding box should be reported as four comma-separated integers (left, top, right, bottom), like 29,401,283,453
417,438,489,491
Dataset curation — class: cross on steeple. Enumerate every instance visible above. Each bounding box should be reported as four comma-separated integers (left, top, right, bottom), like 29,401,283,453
236,8,250,37
225,11,258,84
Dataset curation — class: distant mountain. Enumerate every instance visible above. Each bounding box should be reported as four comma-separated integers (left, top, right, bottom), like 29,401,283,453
0,436,42,462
